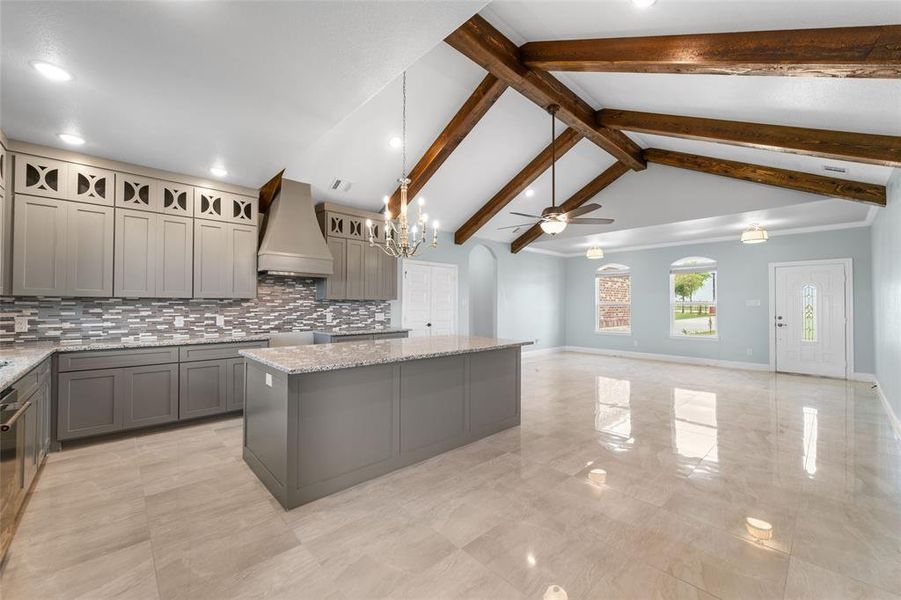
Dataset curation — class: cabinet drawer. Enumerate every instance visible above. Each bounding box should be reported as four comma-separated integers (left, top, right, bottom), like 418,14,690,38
373,332,408,340
12,358,51,399
179,341,268,362
57,346,179,372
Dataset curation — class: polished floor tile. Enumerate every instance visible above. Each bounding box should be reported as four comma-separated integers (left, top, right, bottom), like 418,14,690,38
2,352,899,599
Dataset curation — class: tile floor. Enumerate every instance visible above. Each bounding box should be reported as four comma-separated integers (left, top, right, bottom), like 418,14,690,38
1,352,899,599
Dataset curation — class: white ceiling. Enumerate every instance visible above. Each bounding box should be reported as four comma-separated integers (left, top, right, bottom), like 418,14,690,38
0,1,485,186
1,0,898,254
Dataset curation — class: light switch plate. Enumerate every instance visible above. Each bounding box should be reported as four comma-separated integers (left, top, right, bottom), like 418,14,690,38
14,316,29,333
174,316,185,327
216,315,225,326
265,373,273,387
746,299,761,307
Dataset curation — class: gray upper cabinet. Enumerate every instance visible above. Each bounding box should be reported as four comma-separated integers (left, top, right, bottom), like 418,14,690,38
345,239,365,300
115,173,158,212
194,188,256,225
69,164,114,206
14,154,68,199
66,201,114,296
156,214,193,297
0,141,7,190
194,219,256,299
0,187,8,296
115,208,156,297
364,243,381,299
13,194,68,296
323,237,346,300
160,181,194,217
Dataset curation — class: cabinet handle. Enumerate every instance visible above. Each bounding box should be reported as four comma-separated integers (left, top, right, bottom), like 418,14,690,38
0,400,32,431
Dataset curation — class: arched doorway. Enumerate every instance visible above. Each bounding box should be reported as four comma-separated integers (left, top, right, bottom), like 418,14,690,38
468,244,497,337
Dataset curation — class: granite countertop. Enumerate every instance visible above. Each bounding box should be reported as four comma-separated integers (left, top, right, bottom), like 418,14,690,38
240,335,533,375
0,333,273,390
312,327,411,337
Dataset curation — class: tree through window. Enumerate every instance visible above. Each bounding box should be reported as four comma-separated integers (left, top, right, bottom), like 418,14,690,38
671,257,717,338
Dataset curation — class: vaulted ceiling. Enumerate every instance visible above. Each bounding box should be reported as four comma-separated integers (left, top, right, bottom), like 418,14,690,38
3,1,899,254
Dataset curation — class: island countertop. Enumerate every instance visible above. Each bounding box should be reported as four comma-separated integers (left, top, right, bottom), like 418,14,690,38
239,335,532,375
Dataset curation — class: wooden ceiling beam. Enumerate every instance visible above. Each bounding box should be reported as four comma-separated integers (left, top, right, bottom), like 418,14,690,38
520,25,901,77
455,127,582,245
387,74,508,217
598,109,901,168
511,161,630,254
445,15,646,170
644,148,886,206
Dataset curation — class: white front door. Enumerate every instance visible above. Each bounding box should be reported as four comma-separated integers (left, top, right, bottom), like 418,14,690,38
774,262,847,378
402,260,458,337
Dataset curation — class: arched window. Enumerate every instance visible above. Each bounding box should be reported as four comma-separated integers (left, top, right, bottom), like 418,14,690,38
670,257,717,338
595,263,631,334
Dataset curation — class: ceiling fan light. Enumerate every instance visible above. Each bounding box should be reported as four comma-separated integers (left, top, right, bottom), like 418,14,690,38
741,224,769,244
540,219,567,235
586,246,604,260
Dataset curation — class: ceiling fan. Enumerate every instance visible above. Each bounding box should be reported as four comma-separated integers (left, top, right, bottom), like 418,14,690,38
498,104,614,236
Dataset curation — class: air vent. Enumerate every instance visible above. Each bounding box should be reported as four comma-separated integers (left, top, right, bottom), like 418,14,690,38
329,178,353,192
823,165,847,174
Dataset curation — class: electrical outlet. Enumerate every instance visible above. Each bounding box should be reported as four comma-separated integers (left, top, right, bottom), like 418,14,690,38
375,312,385,321
14,317,29,333
265,373,273,387
174,316,185,327
325,312,334,324
216,315,225,327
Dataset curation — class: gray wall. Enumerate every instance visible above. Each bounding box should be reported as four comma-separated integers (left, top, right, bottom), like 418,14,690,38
564,226,875,373
872,169,901,417
468,244,498,337
392,232,565,350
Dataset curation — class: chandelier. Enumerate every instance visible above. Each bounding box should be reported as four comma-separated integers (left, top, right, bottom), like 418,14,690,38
367,71,438,258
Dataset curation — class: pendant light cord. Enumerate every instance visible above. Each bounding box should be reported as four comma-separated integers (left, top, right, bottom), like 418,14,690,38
549,105,557,208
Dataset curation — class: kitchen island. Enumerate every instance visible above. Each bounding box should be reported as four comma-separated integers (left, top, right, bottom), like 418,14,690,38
240,335,530,509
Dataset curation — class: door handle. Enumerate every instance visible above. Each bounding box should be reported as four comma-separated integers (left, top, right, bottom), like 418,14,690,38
776,323,787,327
426,323,432,327
0,400,31,432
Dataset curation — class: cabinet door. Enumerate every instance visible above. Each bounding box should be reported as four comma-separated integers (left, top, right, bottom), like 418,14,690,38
69,164,114,206
380,252,398,300
67,201,114,296
114,208,156,297
364,243,382,299
156,214,193,298
57,368,123,440
225,357,246,411
160,181,194,216
325,237,346,300
229,195,257,225
23,399,37,492
0,187,7,296
0,141,7,190
123,364,178,429
227,223,257,298
12,194,68,296
345,239,365,300
14,154,68,199
115,173,158,212
193,219,228,298
194,188,229,222
179,359,227,419
38,379,51,458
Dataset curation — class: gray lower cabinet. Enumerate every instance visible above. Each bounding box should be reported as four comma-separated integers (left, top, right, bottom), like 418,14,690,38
22,400,38,492
122,364,179,429
225,357,246,411
38,378,51,459
179,359,228,419
57,368,123,440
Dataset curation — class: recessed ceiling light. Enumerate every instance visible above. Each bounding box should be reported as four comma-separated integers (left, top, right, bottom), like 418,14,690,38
388,136,402,149
632,0,657,7
31,60,72,82
524,188,535,197
210,166,228,177
58,133,85,146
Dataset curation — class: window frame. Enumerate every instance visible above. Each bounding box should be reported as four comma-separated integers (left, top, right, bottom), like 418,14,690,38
594,264,632,336
669,257,719,341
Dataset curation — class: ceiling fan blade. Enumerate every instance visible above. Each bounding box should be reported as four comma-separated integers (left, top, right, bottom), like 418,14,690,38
509,211,545,220
496,223,535,230
563,203,602,219
568,217,615,225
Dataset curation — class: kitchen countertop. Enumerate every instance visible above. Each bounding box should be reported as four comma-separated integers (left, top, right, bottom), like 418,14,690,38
312,327,411,337
240,335,532,375
0,333,273,390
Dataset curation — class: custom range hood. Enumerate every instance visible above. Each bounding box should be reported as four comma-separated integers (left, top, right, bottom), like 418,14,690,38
257,171,333,277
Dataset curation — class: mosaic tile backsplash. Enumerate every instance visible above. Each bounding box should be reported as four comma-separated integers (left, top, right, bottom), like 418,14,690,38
0,275,391,345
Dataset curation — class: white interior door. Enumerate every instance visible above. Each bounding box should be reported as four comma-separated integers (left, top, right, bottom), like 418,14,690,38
774,262,847,378
402,260,458,337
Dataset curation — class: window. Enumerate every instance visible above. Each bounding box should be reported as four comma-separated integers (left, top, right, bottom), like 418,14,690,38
802,284,817,342
670,257,717,338
595,264,631,334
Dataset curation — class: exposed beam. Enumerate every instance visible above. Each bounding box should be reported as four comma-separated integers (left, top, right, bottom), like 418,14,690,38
445,15,646,170
644,148,886,206
520,25,901,77
387,74,508,217
511,161,630,254
598,109,901,168
455,127,582,245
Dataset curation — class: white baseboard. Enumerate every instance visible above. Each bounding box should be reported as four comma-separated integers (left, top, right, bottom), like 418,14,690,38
874,379,901,441
563,345,770,372
522,346,564,357
849,372,877,383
